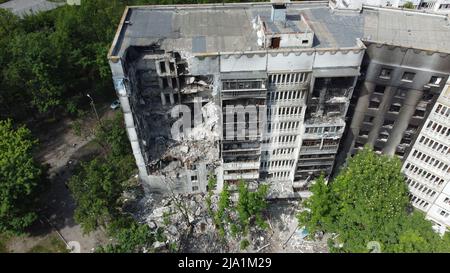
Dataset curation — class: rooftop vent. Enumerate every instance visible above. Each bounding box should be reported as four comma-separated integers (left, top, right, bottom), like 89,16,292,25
271,0,290,22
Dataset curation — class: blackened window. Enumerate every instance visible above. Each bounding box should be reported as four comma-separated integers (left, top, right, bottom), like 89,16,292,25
374,85,386,94
402,72,415,82
369,100,380,109
389,103,402,113
363,115,374,123
429,76,442,85
379,68,392,79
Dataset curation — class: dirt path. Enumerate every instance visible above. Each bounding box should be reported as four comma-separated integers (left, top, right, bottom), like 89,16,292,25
37,114,111,253
5,108,115,253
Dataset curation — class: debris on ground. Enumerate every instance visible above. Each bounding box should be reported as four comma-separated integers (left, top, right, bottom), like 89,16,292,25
124,187,329,253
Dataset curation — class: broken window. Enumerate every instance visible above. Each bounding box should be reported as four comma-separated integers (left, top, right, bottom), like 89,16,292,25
169,62,176,72
359,129,369,137
413,109,425,118
405,124,418,135
222,80,262,90
172,78,177,89
379,131,389,141
379,68,392,79
354,141,364,149
401,72,415,82
302,139,321,147
323,139,339,146
162,78,168,88
400,137,411,145
421,92,433,102
429,76,442,85
382,119,395,128
374,85,386,94
394,89,407,98
369,100,380,109
325,104,341,115
159,61,166,74
389,103,401,113
271,37,280,49
363,115,374,123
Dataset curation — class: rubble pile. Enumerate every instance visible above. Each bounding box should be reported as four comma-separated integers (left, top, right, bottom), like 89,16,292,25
130,192,229,252
185,102,221,141
125,189,329,253
162,140,219,170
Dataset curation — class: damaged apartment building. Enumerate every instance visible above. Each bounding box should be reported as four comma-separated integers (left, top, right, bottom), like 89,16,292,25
108,1,450,226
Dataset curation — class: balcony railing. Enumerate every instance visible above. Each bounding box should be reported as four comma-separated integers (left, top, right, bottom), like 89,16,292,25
223,161,260,170
223,172,259,180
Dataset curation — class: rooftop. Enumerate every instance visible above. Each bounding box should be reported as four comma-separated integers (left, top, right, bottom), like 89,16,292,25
109,2,450,59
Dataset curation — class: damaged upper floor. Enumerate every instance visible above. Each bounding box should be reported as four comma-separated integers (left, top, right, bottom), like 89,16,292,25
109,1,450,62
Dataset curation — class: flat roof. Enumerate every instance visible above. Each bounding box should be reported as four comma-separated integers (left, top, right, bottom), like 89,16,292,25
109,2,450,59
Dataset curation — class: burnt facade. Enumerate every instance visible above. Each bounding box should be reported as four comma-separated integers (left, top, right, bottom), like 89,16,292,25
341,44,450,160
108,1,450,209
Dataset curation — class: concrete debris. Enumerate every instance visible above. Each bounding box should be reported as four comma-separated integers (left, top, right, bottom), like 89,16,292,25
124,188,328,253
168,225,178,236
184,102,221,141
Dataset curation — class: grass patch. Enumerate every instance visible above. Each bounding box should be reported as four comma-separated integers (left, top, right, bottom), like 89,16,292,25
0,233,11,253
27,234,68,253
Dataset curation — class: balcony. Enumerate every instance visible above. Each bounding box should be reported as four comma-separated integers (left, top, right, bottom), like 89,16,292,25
300,145,339,154
408,186,437,204
297,160,335,167
431,112,450,125
303,131,343,139
268,114,303,122
325,96,348,104
221,89,267,100
260,165,294,172
223,171,259,180
260,142,298,150
223,161,260,170
403,169,444,191
262,153,296,161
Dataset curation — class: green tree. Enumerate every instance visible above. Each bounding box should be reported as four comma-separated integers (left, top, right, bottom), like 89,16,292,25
96,217,154,253
5,30,65,114
297,176,336,235
206,175,217,216
68,112,135,233
331,148,409,252
298,147,450,253
69,159,120,233
403,1,415,9
0,119,42,232
214,182,231,238
391,211,450,253
0,10,25,120
236,181,269,235
95,112,131,157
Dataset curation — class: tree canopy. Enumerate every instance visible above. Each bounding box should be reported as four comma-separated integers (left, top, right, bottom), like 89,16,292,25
298,147,450,253
96,217,155,253
0,119,43,232
69,112,135,233
0,0,268,121
0,1,126,120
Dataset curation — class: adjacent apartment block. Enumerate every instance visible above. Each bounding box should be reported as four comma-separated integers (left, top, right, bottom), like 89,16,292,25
330,0,450,13
402,80,450,233
107,1,450,228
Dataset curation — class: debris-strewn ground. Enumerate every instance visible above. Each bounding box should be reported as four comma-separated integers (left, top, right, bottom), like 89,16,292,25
265,201,329,253
125,187,329,253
